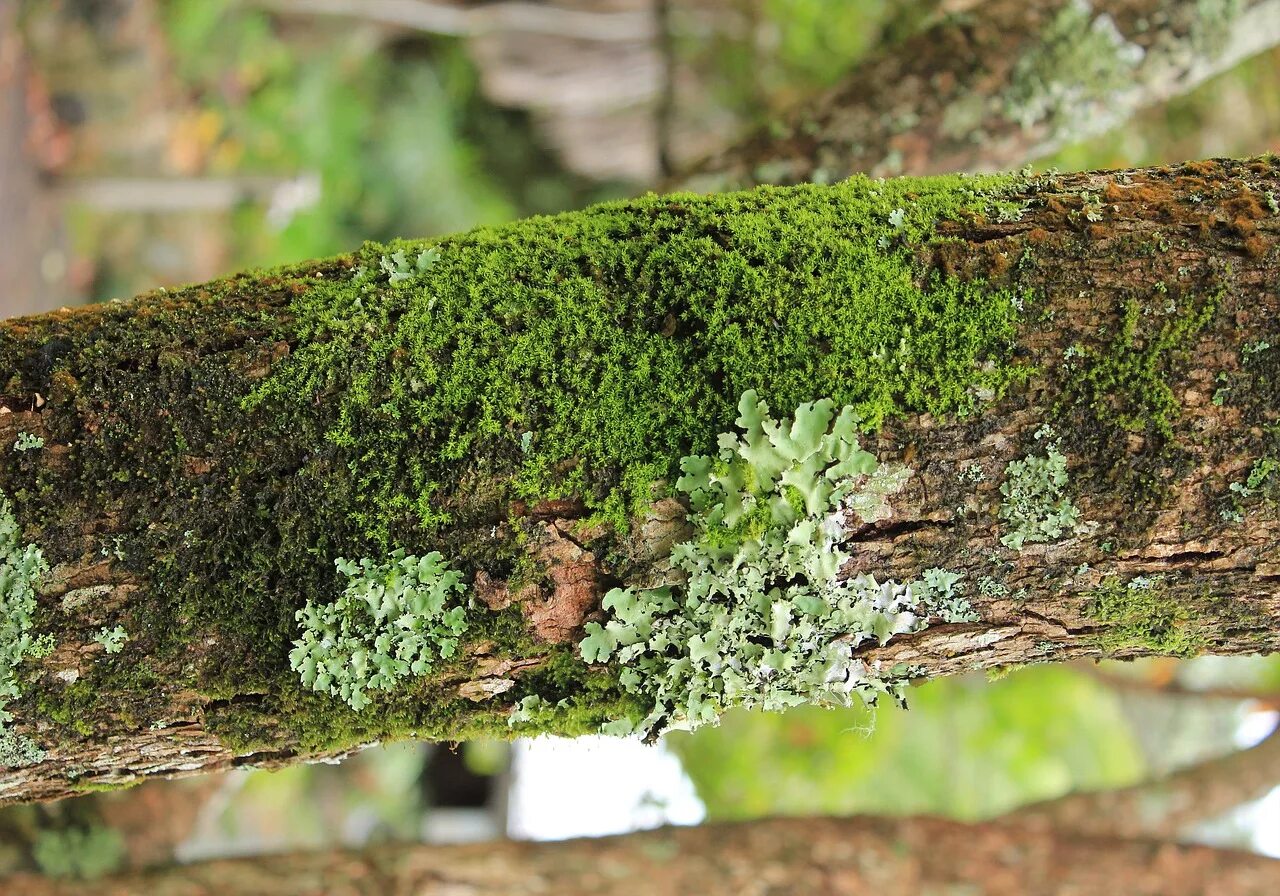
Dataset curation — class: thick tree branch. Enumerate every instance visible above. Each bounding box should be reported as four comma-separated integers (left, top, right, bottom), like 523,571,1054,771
5,815,1279,895
678,0,1280,189
1,157,1280,802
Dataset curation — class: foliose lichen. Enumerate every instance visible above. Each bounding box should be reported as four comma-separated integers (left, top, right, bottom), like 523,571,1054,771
998,427,1081,549
289,550,469,711
1,489,53,760
93,625,129,655
0,729,46,767
581,391,973,736
12,432,44,452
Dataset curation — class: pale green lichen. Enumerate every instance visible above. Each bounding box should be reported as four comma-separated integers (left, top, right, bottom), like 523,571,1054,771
12,432,43,452
581,391,968,737
0,730,46,767
999,429,1081,550
93,626,128,655
1,490,53,757
379,246,441,285
289,550,468,711
913,567,980,623
1004,0,1144,131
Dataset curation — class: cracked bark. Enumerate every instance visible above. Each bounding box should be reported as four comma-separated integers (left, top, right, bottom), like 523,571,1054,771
5,815,1280,895
676,0,1280,190
2,157,1280,802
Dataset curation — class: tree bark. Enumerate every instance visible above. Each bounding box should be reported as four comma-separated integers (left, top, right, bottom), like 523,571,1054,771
2,156,1280,802
677,0,1280,190
5,815,1279,895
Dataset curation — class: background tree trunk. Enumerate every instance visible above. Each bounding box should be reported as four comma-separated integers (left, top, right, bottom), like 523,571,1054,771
6,815,1279,896
678,0,1280,189
1,156,1279,802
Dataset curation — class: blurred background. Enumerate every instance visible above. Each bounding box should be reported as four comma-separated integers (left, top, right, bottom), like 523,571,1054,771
5,0,1280,880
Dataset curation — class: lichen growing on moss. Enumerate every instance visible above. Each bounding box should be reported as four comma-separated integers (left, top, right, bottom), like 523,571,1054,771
1,488,53,760
290,550,469,711
580,392,972,737
1087,575,1205,657
999,428,1081,549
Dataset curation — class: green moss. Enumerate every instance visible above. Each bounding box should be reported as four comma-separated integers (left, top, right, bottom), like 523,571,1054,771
1063,283,1221,438
250,173,1028,543
2,173,1032,755
1087,576,1206,657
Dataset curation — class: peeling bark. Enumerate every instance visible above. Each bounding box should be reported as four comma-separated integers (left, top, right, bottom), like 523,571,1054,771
1,157,1280,802
5,815,1280,895
677,0,1280,189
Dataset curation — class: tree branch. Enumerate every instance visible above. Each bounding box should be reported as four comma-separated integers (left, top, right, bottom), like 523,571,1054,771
257,0,656,42
1012,726,1280,839
678,0,1280,189
6,815,1280,895
2,157,1280,801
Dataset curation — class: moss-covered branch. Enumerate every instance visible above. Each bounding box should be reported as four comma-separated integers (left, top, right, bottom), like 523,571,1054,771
7,815,1280,895
679,0,1280,189
1,157,1280,801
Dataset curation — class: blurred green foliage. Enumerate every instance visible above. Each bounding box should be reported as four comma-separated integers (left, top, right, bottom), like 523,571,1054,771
669,666,1150,820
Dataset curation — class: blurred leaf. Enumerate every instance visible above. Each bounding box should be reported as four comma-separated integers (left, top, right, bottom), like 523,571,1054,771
668,665,1147,821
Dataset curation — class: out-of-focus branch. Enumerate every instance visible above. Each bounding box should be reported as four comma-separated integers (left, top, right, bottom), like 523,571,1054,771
677,0,1280,189
1079,661,1280,708
7,815,1280,895
1011,726,1280,840
257,0,656,42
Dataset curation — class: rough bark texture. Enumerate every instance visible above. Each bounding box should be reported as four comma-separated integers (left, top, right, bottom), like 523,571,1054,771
1,156,1280,802
1013,728,1280,839
678,0,1280,190
6,815,1280,896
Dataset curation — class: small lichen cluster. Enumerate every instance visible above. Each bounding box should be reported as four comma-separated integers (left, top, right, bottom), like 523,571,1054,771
999,427,1080,549
13,432,43,452
93,626,128,655
581,392,975,736
379,246,440,285
1,490,53,764
289,550,469,711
